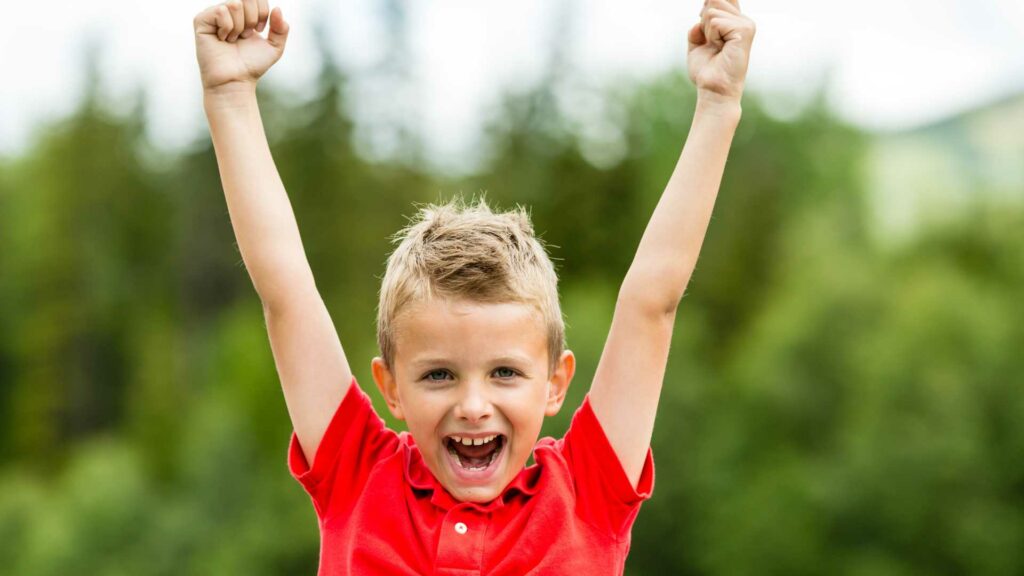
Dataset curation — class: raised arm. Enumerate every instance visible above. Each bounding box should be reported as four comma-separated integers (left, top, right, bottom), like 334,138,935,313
194,1,353,466
589,0,755,487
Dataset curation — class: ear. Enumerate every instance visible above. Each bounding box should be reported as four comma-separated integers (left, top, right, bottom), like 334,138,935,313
544,350,576,416
371,356,405,420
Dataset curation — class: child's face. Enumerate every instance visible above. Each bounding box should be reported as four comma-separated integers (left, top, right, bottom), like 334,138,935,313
372,297,574,503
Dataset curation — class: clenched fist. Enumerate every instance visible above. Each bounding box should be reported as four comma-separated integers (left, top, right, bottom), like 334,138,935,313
194,0,290,93
687,0,755,103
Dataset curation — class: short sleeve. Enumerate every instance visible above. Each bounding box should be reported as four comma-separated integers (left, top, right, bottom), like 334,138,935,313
560,394,655,538
287,378,400,518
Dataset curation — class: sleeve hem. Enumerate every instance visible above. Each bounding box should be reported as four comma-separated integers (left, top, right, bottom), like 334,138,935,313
576,395,656,504
287,377,362,490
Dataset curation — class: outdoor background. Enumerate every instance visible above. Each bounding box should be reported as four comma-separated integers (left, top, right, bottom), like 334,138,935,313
1,0,1022,574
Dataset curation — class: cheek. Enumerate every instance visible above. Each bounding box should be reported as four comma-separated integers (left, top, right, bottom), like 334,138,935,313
400,390,448,434
502,385,548,433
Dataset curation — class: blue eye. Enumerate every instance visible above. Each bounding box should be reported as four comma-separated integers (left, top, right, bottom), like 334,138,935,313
494,367,517,378
424,369,451,381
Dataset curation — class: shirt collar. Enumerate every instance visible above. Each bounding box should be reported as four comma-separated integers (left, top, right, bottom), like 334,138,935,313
399,432,545,512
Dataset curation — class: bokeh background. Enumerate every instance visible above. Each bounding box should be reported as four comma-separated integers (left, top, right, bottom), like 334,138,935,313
1,0,1022,574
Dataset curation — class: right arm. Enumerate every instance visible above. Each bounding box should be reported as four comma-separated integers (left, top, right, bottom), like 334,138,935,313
194,1,353,466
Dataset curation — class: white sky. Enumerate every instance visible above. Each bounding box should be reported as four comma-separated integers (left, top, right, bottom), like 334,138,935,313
1,0,1022,170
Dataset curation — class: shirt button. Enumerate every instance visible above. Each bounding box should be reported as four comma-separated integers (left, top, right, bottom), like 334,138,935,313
454,522,468,535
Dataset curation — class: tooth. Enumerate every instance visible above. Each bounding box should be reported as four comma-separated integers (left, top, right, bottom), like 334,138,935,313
484,435,495,443
461,437,473,446
451,436,463,444
472,438,483,446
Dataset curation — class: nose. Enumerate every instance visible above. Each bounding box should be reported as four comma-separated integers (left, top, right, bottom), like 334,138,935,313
453,381,493,423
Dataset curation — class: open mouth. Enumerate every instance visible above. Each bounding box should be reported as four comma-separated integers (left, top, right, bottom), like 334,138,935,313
445,434,506,471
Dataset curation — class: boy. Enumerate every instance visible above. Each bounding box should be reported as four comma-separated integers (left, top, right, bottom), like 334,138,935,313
193,1,754,574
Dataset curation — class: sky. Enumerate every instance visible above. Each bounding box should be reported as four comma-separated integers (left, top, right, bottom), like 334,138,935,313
1,0,1022,171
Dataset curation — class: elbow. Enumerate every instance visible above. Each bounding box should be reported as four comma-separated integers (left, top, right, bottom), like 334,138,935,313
619,258,696,316
617,275,685,319
261,296,279,317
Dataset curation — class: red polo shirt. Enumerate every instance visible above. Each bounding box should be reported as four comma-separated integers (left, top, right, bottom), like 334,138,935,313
288,378,654,575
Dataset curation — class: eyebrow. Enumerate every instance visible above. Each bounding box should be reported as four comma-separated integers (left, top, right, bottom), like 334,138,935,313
409,355,534,368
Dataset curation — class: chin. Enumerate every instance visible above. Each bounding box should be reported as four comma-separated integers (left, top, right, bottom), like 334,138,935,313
451,484,503,503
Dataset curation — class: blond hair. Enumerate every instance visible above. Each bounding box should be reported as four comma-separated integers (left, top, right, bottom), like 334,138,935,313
377,196,564,374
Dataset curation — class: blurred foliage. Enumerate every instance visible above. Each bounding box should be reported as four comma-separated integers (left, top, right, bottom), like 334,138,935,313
1,31,1023,576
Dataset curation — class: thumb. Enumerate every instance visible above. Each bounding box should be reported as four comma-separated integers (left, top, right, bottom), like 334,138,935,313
687,21,706,51
267,6,290,49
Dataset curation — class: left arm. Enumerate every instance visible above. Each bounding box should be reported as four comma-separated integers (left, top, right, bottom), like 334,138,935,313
589,0,755,487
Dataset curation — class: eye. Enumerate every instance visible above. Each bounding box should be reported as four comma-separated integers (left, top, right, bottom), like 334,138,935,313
493,367,518,379
422,369,452,382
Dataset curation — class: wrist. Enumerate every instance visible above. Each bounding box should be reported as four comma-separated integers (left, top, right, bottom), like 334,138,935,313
694,92,743,123
203,82,259,110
